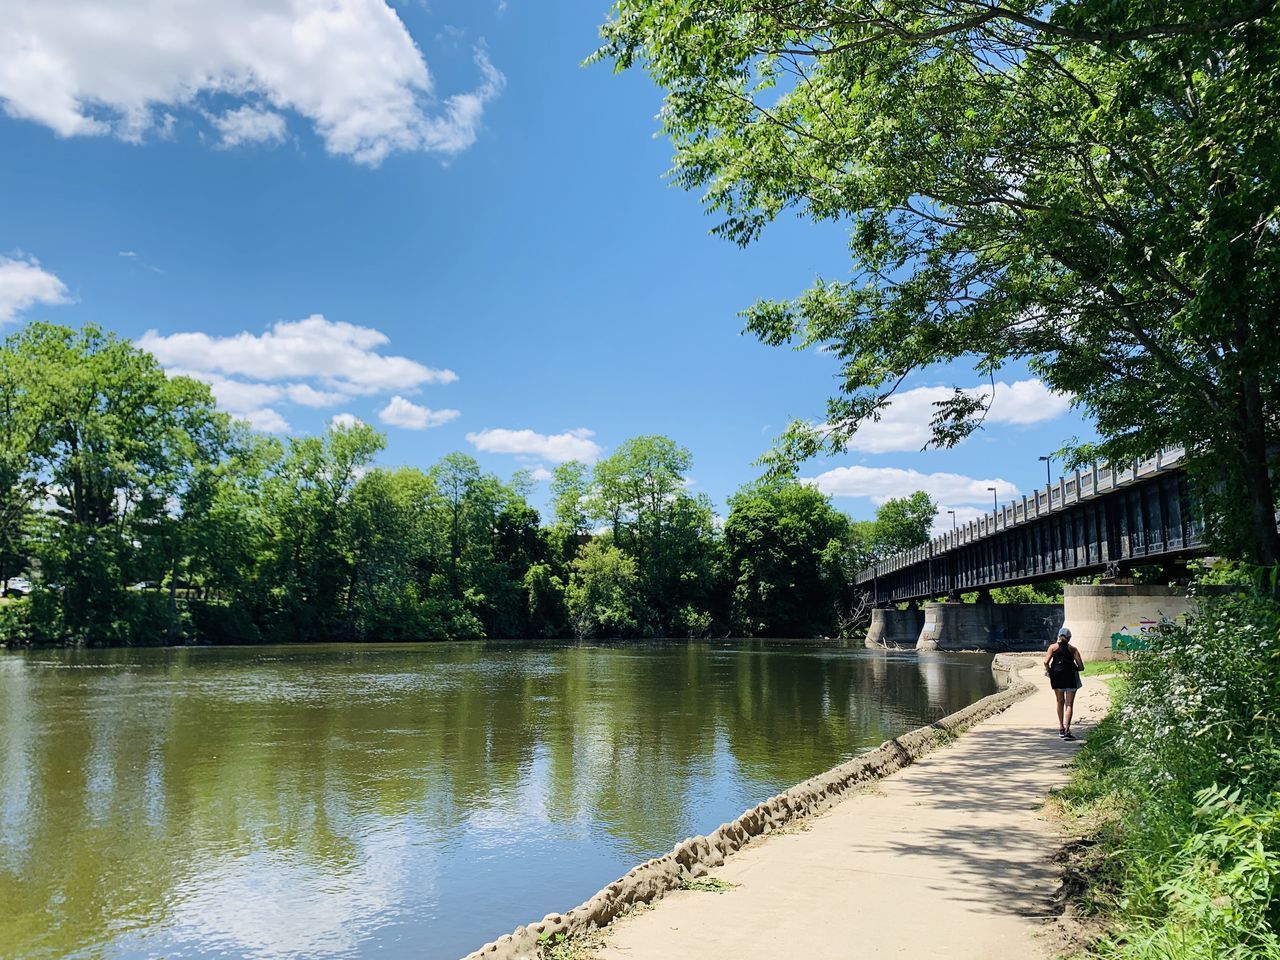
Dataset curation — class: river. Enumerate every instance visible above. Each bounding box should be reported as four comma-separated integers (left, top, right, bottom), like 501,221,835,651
0,642,997,960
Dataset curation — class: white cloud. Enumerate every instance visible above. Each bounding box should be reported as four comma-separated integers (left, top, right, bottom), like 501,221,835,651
241,408,290,434
842,379,1071,453
152,317,454,433
377,395,459,430
210,105,286,148
0,1,504,165
329,413,363,430
286,383,346,408
466,427,603,463
0,255,71,324
807,465,1019,506
528,465,553,483
193,376,284,414
138,315,456,395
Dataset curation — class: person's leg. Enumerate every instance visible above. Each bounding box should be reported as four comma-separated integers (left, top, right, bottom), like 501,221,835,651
1054,689,1066,733
1063,689,1077,735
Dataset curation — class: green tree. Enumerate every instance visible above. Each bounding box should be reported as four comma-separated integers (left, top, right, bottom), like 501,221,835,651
871,492,938,558
588,436,720,634
523,562,568,638
566,539,640,638
262,420,386,641
0,323,228,644
820,519,878,636
345,467,443,640
425,453,550,638
598,2,1280,564
724,481,850,636
0,341,38,589
550,461,591,536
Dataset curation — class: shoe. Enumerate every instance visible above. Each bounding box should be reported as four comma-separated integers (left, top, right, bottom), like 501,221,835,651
1058,730,1067,739
1063,732,1077,741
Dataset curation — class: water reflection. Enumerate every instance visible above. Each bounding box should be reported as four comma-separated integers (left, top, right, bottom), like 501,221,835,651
0,643,996,960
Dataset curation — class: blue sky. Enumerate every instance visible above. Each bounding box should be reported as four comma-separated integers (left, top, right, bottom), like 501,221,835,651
0,0,1092,529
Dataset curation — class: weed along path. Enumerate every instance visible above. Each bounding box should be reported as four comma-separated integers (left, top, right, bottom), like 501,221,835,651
594,664,1111,960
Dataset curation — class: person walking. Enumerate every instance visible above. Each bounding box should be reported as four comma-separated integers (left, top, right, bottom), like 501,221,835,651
1044,627,1084,740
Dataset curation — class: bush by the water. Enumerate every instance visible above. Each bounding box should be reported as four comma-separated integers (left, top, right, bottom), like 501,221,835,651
1060,584,1280,959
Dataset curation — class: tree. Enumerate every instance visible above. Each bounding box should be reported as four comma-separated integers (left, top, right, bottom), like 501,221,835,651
550,461,592,537
588,436,719,635
598,2,1280,564
871,492,938,559
523,563,568,638
263,420,386,641
566,540,640,638
1,323,228,644
345,467,443,640
0,341,37,589
724,481,850,636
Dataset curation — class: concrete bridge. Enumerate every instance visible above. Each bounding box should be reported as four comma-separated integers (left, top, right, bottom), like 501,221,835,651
857,449,1213,659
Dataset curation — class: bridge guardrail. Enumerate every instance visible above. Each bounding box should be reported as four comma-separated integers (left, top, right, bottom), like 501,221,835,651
856,447,1186,584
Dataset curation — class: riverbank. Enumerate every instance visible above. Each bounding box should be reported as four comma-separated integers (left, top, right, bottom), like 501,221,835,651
489,660,1109,960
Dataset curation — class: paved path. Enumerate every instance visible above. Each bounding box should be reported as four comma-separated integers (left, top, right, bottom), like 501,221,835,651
598,667,1110,960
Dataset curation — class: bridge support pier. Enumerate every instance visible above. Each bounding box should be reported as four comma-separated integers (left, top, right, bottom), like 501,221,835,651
864,607,926,648
1064,585,1197,661
916,602,1065,652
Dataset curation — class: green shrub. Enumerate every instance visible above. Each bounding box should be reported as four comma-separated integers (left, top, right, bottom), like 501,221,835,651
1065,585,1280,959
1096,787,1280,960
188,599,263,645
1119,588,1280,821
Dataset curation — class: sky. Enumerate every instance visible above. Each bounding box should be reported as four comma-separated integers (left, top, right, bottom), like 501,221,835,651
0,0,1095,533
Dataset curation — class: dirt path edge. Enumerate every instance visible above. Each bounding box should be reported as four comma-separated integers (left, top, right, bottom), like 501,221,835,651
460,661,1039,960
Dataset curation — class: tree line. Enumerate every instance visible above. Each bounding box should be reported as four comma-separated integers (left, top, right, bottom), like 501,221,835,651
0,323,935,647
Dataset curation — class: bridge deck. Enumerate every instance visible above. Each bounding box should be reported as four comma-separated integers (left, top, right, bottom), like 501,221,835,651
856,450,1207,603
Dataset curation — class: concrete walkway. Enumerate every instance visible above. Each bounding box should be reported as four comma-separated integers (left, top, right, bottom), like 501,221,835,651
598,667,1110,960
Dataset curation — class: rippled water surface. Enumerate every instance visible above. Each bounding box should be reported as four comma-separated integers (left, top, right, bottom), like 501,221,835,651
0,642,997,960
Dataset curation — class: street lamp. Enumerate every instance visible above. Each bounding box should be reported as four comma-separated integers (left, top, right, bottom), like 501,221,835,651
987,486,998,513
947,509,957,532
1038,454,1053,486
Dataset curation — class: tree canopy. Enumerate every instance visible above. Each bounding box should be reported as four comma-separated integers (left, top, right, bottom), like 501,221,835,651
596,1,1280,563
0,324,947,646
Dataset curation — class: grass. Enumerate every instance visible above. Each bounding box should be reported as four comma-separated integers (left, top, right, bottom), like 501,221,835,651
678,876,737,893
538,929,605,960
1081,659,1128,677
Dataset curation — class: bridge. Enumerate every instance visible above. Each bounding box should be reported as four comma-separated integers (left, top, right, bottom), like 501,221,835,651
857,449,1206,603
856,449,1213,658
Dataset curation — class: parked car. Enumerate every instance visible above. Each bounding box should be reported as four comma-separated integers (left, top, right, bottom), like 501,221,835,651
2,577,33,598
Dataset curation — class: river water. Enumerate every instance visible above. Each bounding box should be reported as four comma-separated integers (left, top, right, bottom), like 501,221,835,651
0,642,997,960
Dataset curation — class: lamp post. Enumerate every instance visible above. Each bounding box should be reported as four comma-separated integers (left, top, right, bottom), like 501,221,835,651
947,509,957,532
1038,454,1053,486
987,486,998,513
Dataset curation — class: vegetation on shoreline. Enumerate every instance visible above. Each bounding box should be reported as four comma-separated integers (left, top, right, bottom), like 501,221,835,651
1056,581,1280,958
0,323,940,647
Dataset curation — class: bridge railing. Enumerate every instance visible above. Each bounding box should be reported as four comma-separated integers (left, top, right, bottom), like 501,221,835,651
856,447,1187,584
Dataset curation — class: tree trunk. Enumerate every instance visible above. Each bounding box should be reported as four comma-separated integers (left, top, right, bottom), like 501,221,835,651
1238,381,1280,567
166,549,179,646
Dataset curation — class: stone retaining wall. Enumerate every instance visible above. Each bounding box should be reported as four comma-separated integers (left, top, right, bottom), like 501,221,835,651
461,666,1037,960
917,602,1064,652
864,607,926,648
